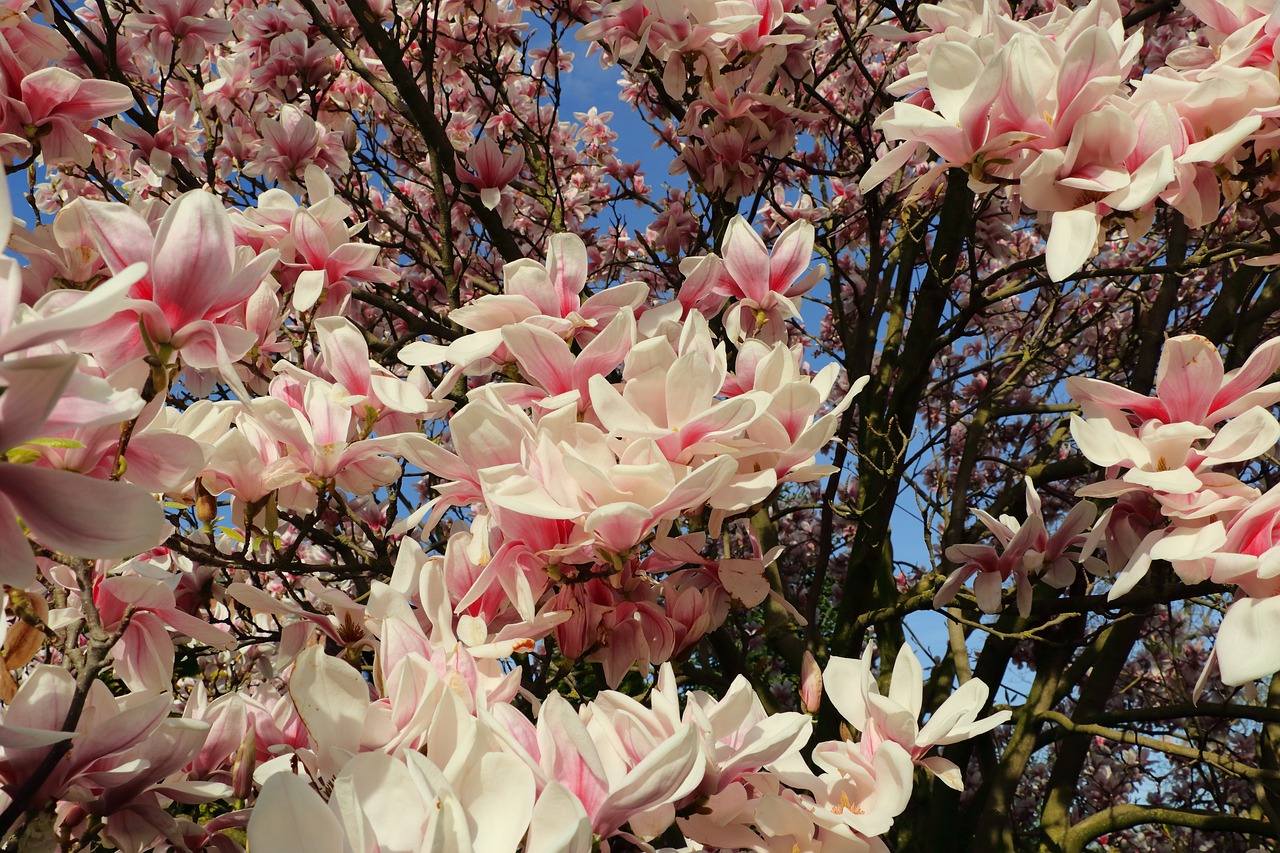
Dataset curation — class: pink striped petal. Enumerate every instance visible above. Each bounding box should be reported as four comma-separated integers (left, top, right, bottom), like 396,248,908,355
0,465,165,559
151,191,236,328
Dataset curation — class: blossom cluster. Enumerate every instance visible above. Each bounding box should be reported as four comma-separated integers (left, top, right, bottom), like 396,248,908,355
580,0,830,201
862,0,1280,280
0,149,1001,846
239,613,1007,852
944,334,1280,687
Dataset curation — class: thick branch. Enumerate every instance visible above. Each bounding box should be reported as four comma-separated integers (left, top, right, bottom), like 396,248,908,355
1038,710,1277,782
1060,805,1272,853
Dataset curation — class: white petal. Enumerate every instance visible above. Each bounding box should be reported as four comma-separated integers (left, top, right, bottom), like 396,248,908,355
247,773,345,853
1045,207,1100,282
1217,597,1280,685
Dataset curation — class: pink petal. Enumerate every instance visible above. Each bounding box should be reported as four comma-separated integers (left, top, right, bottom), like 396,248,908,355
150,191,236,328
538,693,609,823
0,263,146,357
720,217,771,303
583,503,652,553
74,690,171,767
0,465,165,559
1155,335,1223,424
1066,376,1168,422
173,320,257,369
546,233,587,317
467,136,503,181
1045,207,1100,282
17,68,80,119
123,431,205,492
767,219,815,294
288,646,370,760
1213,337,1280,421
110,611,175,691
291,209,332,270
527,781,592,853
718,557,770,606
594,725,703,838
316,317,372,396
456,752,537,851
503,324,575,396
81,201,155,282
0,354,77,450
1217,597,1280,685
0,496,37,587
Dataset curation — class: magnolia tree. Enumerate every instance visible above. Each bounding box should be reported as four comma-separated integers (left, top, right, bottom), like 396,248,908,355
2,0,1280,850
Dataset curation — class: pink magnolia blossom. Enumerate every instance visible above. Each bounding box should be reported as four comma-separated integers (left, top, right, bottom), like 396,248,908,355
79,190,278,373
823,644,1011,789
200,408,310,523
284,208,397,312
491,689,705,841
0,667,224,839
24,376,208,494
1067,334,1280,428
1,67,133,165
243,105,350,191
400,233,647,376
800,650,822,714
457,135,525,210
128,0,234,65
587,311,769,468
716,215,825,344
94,572,235,691
251,374,431,498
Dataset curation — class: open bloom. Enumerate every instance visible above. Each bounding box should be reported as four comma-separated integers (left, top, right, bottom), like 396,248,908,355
1067,334,1280,428
79,190,278,371
0,666,222,844
457,135,525,210
716,216,824,344
823,644,1010,789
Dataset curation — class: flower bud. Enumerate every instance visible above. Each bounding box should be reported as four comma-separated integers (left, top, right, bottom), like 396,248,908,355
195,480,218,525
231,726,257,801
801,650,823,714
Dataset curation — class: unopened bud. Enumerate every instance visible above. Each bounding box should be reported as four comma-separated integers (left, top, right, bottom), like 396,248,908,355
800,650,823,714
263,491,279,536
231,726,256,801
195,480,218,526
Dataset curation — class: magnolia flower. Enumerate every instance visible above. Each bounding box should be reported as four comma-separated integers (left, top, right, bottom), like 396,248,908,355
0,667,222,831
824,644,1011,789
715,216,825,344
400,233,647,376
522,662,813,842
3,68,134,165
489,690,705,841
78,190,278,372
940,478,1101,615
457,135,525,210
1067,334,1280,428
